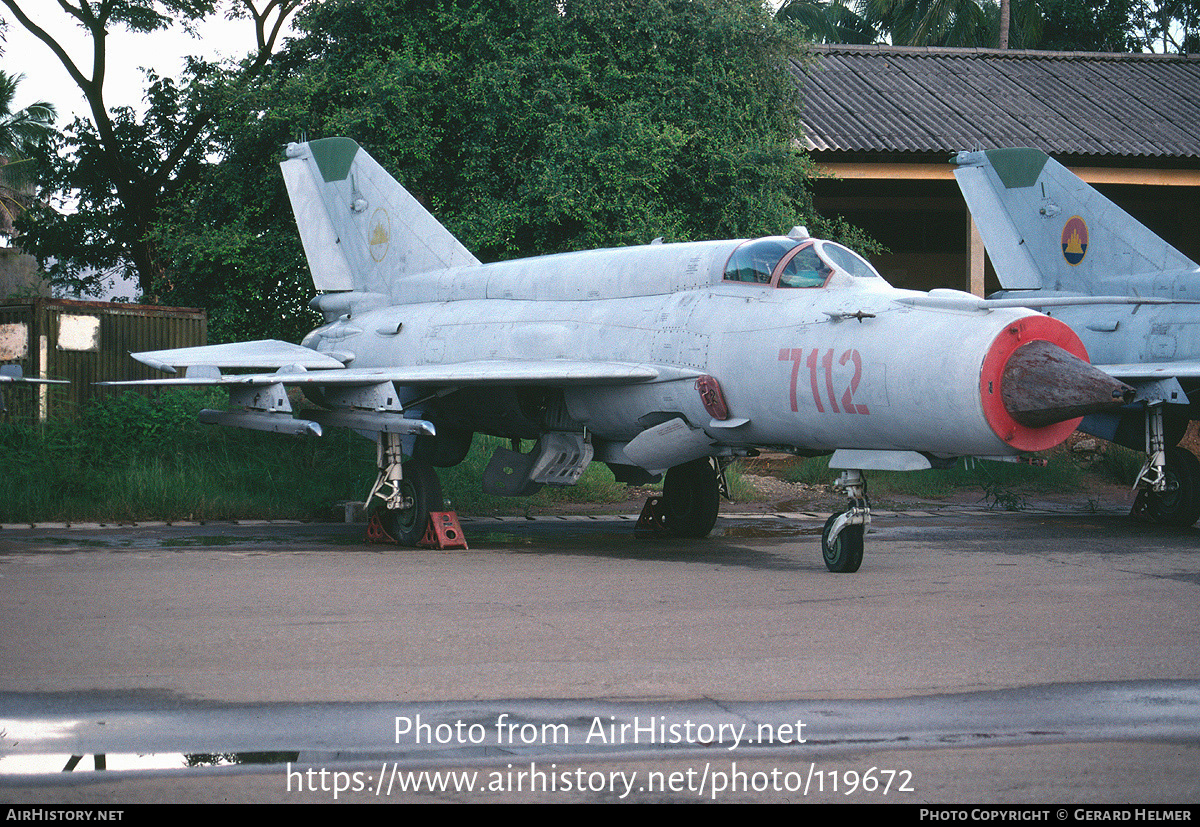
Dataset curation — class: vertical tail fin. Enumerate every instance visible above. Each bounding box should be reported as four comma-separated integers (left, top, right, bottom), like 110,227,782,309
953,148,1198,295
280,137,480,295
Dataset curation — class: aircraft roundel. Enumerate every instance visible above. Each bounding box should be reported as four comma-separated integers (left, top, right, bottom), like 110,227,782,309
369,208,391,262
1061,215,1088,266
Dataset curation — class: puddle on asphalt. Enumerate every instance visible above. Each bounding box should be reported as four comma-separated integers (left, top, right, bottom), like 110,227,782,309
0,751,298,775
161,535,278,547
718,523,822,540
1,517,825,554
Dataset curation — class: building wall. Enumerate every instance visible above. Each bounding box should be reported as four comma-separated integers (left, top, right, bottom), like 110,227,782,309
0,298,207,423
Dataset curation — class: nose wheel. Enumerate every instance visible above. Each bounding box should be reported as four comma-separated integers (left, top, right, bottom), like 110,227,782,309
821,469,869,573
1132,445,1200,527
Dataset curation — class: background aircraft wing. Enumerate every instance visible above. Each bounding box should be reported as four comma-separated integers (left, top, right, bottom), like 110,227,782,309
0,365,68,385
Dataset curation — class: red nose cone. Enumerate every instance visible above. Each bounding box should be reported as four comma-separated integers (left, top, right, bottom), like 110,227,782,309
980,315,1129,452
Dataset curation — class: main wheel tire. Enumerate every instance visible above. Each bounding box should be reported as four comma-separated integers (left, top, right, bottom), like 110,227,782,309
661,457,720,538
822,511,864,573
1135,446,1200,527
379,461,444,546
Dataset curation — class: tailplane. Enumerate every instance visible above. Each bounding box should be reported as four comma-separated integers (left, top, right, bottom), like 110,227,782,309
280,137,480,296
953,148,1198,296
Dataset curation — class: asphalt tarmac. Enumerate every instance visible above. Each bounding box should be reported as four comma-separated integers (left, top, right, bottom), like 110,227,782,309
1,507,1198,804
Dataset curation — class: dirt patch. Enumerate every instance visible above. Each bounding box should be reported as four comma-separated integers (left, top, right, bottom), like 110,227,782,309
527,436,1151,518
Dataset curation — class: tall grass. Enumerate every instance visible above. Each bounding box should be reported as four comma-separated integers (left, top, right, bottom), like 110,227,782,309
1,390,376,522
0,392,634,523
8,392,1123,522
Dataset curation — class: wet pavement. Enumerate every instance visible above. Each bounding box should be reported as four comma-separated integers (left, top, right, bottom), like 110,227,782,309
1,509,1198,803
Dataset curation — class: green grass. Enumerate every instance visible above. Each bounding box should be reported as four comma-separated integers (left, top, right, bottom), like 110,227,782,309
2,391,1146,522
1097,443,1146,487
0,392,632,523
0,414,377,523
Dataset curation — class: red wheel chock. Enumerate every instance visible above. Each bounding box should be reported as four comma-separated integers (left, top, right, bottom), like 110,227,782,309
635,496,667,536
366,514,396,544
418,511,469,549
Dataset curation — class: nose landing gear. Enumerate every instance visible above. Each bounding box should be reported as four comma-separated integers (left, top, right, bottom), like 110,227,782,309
822,469,869,573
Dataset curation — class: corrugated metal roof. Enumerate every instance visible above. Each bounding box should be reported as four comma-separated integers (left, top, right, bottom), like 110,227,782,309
795,45,1200,159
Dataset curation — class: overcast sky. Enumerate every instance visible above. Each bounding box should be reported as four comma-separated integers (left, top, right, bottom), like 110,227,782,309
2,7,286,123
1,7,295,300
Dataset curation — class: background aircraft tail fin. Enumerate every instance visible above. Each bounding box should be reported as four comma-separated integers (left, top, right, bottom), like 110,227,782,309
280,137,480,295
953,148,1197,295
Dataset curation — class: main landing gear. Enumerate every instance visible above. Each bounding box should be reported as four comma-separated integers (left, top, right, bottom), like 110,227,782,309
367,433,444,546
638,457,870,571
661,456,722,538
637,456,723,538
1130,405,1200,527
821,469,870,573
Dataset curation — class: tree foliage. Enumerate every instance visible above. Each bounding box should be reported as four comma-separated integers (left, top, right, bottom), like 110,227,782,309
19,67,225,297
777,0,1193,51
0,70,56,239
780,0,1006,45
776,0,878,44
860,0,994,46
2,0,302,297
1040,0,1140,51
1132,0,1200,52
150,0,877,342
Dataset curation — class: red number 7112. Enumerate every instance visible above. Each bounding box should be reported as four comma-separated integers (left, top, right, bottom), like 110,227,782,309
778,348,870,415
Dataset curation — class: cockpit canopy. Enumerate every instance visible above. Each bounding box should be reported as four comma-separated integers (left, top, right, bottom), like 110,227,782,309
723,237,881,288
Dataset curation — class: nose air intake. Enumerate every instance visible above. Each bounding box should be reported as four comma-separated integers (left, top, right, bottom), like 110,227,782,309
980,315,1133,452
1001,340,1134,428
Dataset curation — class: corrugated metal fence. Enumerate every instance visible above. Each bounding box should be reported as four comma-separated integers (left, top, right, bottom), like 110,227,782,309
0,298,206,422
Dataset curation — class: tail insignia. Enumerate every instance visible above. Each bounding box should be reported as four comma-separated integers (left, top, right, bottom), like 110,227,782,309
369,208,391,262
1061,216,1089,266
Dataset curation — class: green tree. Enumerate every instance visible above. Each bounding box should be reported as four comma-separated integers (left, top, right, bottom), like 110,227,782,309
2,0,302,297
857,0,995,46
1040,0,1138,51
150,0,876,341
776,0,878,43
782,0,1183,53
0,70,55,241
1131,0,1200,52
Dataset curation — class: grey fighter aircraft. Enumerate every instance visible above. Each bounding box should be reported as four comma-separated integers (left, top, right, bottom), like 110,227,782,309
954,148,1200,526
108,138,1134,571
0,365,67,414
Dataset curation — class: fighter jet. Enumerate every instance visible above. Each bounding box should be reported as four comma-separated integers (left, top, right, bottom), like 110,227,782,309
0,365,67,414
107,138,1134,571
954,148,1200,526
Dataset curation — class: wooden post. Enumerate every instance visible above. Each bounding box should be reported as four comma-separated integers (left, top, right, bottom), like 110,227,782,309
968,213,986,298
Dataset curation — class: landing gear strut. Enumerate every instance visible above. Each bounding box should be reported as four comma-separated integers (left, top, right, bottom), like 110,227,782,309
1132,447,1200,527
1131,405,1200,527
367,433,443,546
822,469,869,573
